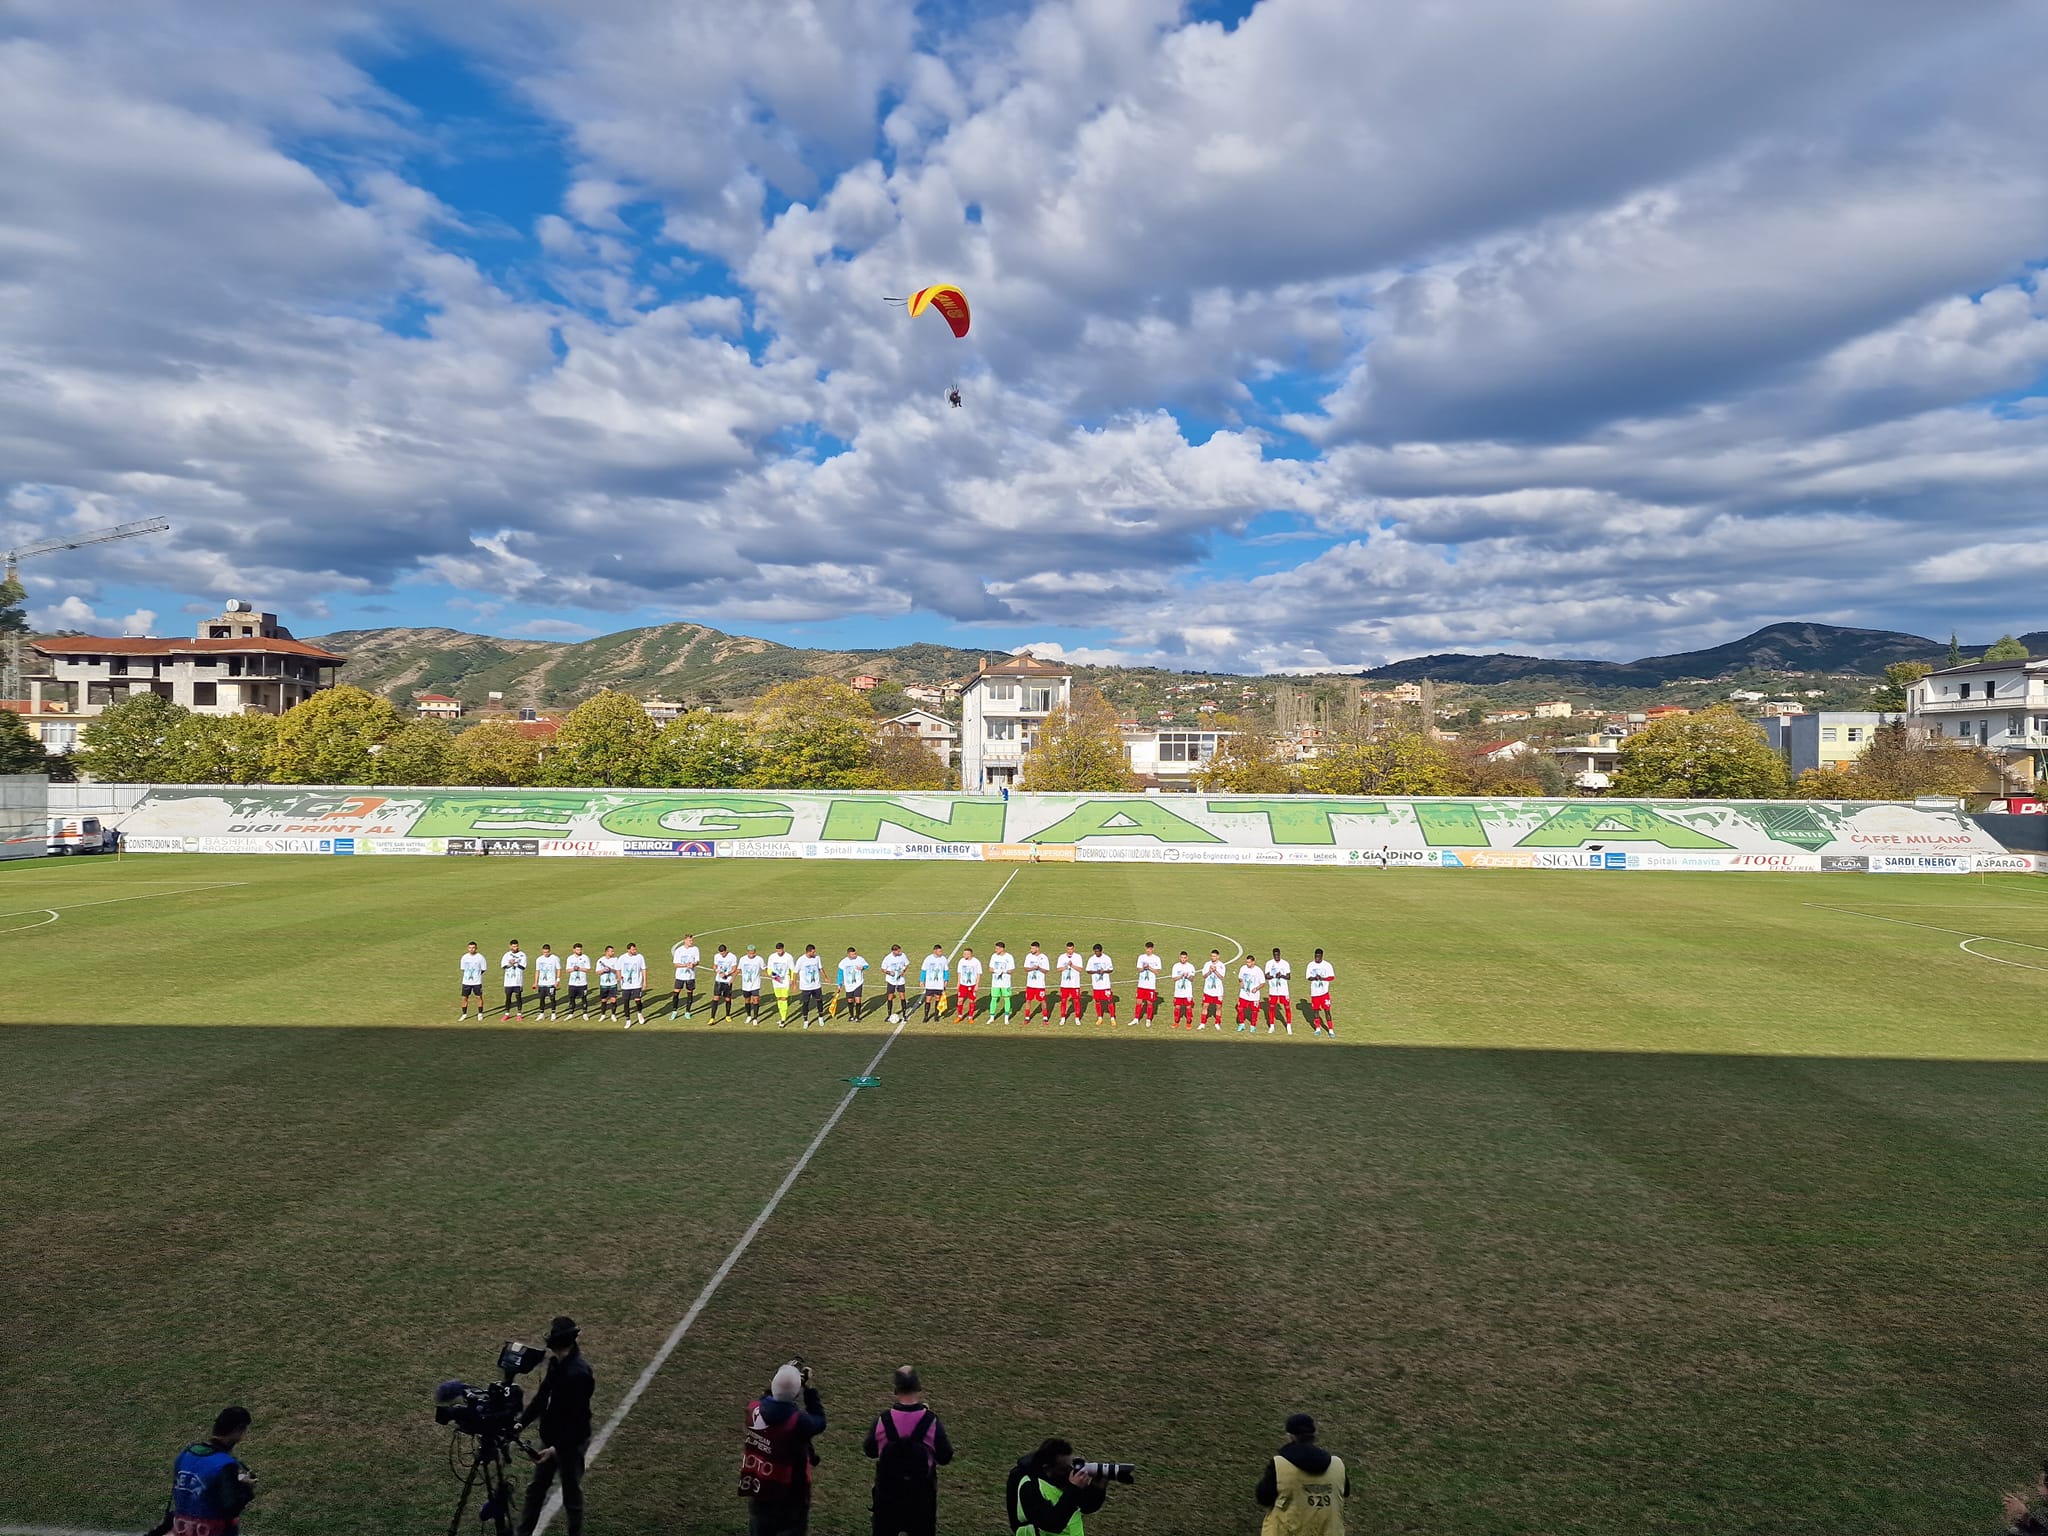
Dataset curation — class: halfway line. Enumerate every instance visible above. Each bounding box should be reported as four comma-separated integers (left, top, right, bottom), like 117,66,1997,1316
534,867,1020,1533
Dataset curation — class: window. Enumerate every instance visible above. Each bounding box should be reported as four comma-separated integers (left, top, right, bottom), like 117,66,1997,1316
42,723,76,753
1961,683,1973,699
193,682,217,707
86,682,112,706
1846,727,1862,743
1986,680,1998,699
1023,687,1056,713
986,719,1017,741
1821,727,1838,743
984,683,1015,703
2036,717,2048,735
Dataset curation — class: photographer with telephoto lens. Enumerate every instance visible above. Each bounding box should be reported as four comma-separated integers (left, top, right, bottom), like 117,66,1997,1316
145,1406,256,1536
515,1317,594,1536
740,1358,827,1536
1005,1438,1117,1536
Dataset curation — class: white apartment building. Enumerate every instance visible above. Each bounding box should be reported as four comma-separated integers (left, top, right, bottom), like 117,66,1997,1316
26,603,345,752
958,654,1070,789
1906,656,2048,791
1530,700,1573,718
1123,726,1231,788
1549,737,1621,791
884,708,960,768
1780,711,1883,778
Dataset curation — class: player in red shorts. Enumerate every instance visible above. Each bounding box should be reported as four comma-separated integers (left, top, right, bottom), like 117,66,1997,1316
1170,949,1197,1027
1022,941,1051,1022
955,947,982,1020
1056,942,1085,1024
1235,952,1265,1031
1085,943,1116,1024
1305,948,1335,1035
1263,947,1294,1035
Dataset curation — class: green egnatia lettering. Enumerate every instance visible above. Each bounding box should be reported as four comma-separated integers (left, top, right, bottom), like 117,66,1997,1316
595,795,795,840
1216,800,1392,845
819,799,1006,842
1412,803,1489,847
1515,804,1733,849
410,792,588,837
1027,799,1222,844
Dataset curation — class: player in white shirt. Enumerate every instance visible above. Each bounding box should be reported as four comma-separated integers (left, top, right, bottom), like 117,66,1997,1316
566,943,593,1019
458,942,487,1019
919,945,950,1021
534,944,561,1020
955,948,983,1021
1170,950,1198,1029
670,933,701,1020
987,942,1016,1022
618,943,649,1028
1235,955,1265,1033
595,945,622,1021
1133,942,1163,1026
1021,942,1051,1023
1085,944,1116,1025
836,947,869,1021
880,944,911,1022
768,942,796,1024
1056,943,1086,1024
1200,949,1228,1030
500,940,528,1021
1305,948,1336,1036
796,944,826,1027
710,943,739,1023
737,944,767,1024
1263,947,1293,1035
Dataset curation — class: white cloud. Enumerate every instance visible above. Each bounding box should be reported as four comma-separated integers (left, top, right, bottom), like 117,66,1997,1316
31,595,157,634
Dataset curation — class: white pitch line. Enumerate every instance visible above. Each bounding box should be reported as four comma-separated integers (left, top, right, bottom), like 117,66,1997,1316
0,910,58,936
0,1524,139,1536
0,883,248,922
533,867,1021,1534
1959,937,2048,972
1807,903,2048,978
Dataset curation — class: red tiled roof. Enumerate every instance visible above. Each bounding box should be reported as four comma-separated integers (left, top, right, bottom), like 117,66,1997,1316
32,635,347,662
416,693,460,703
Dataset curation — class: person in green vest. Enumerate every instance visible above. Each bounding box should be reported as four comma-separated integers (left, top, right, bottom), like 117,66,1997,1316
1255,1414,1348,1536
1005,1438,1109,1536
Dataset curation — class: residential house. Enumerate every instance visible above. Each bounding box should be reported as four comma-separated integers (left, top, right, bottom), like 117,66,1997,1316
1781,711,1883,778
851,675,879,692
414,693,463,720
1123,726,1232,788
1530,700,1573,719
883,708,959,768
1550,736,1622,791
958,654,1070,790
1906,657,2048,792
641,696,686,724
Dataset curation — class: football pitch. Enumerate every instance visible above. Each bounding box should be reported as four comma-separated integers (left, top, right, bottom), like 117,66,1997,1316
5,855,2048,1535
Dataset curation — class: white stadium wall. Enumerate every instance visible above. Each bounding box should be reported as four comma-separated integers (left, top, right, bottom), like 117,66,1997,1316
1,774,50,860
49,784,2040,873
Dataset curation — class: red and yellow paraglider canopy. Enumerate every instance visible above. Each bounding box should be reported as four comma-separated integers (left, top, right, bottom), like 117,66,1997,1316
890,283,970,338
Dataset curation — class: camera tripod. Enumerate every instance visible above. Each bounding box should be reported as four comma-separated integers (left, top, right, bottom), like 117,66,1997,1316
446,1429,523,1536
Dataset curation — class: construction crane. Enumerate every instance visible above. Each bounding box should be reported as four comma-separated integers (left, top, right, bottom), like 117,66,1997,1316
2,516,171,705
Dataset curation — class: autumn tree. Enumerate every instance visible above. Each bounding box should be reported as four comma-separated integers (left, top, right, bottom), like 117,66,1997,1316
1298,725,1467,796
747,678,877,789
649,710,759,788
1020,688,1137,791
1849,721,1989,798
448,720,543,787
542,689,657,787
869,727,954,791
1611,706,1788,798
1194,718,1299,794
169,712,278,784
267,686,405,784
374,721,452,786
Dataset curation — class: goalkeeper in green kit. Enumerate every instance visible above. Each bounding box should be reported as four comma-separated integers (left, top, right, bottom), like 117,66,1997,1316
987,942,1017,1022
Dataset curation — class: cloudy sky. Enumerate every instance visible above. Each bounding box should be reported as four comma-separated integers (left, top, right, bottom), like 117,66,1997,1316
3,0,2045,672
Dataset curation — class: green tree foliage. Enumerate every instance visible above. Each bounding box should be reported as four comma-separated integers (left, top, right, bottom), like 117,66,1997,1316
1870,660,1933,713
1298,727,1466,796
1455,739,1568,796
1194,719,1299,793
374,722,451,786
1611,706,1788,798
1790,767,1862,800
447,720,543,787
1020,688,1138,791
0,572,27,635
75,692,190,780
868,728,954,791
648,711,758,788
166,712,277,784
747,678,877,789
541,689,656,787
1948,633,1964,667
1846,721,1989,798
1982,634,2030,662
0,708,46,773
267,686,405,784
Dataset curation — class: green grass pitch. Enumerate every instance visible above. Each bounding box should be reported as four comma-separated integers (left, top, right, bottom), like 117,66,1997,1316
5,854,2048,1535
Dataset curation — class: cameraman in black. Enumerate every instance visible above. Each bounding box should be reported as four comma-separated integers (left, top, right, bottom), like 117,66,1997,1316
1006,1438,1108,1536
516,1316,594,1536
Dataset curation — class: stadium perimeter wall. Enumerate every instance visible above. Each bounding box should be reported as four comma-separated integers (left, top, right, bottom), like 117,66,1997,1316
1,774,49,861
43,784,2041,873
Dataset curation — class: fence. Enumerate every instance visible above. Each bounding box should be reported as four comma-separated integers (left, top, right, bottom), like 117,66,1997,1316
0,774,50,860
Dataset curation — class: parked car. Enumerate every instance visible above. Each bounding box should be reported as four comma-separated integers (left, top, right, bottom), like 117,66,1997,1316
47,816,117,855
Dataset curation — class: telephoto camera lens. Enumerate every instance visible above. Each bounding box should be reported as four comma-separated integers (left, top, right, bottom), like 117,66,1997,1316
1076,1461,1137,1484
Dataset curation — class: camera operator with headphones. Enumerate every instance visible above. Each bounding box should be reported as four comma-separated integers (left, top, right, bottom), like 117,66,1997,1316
515,1316,594,1536
1006,1439,1110,1536
145,1406,256,1536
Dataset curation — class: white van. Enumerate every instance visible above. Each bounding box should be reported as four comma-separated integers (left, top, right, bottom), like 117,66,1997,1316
47,816,115,855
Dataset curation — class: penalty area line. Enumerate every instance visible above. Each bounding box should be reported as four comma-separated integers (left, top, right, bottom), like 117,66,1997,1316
0,1525,140,1536
534,867,1021,1534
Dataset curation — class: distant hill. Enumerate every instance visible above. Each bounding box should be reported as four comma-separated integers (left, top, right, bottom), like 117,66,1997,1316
307,621,1009,710
1360,622,2048,688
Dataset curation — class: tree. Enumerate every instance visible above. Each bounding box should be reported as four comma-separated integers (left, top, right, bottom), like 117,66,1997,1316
1298,726,1467,796
74,692,190,781
0,709,45,774
1870,660,1932,713
0,572,26,636
1455,739,1564,796
869,728,954,790
1844,721,1990,799
542,690,657,787
375,722,451,786
448,720,543,786
1982,634,2030,661
1610,706,1788,798
1020,688,1137,791
1791,767,1864,800
267,686,405,784
1195,719,1299,794
648,711,758,788
1948,633,1964,667
748,678,878,789
165,712,277,784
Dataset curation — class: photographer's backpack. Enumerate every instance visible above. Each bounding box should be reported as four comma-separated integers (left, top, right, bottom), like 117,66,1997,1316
874,1407,935,1498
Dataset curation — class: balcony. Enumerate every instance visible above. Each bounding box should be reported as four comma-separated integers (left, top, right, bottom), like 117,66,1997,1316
1912,694,2048,714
